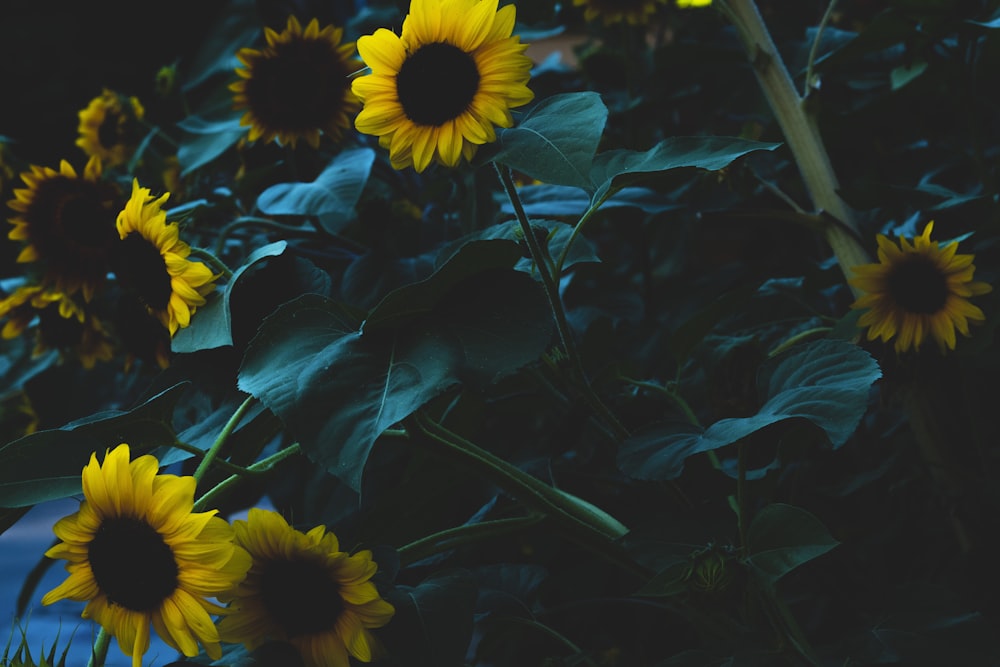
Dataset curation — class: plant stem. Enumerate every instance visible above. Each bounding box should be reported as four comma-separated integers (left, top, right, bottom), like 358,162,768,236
86,629,110,667
717,0,870,294
397,514,545,566
193,394,255,486
554,196,607,276
193,443,302,512
492,162,630,441
189,246,234,281
410,412,650,579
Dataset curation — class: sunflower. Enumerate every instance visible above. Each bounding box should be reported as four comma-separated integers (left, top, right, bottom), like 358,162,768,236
849,221,992,353
41,443,252,667
231,16,361,148
217,508,395,667
76,88,147,169
112,179,218,336
573,0,666,25
676,0,712,7
6,156,123,301
352,0,535,173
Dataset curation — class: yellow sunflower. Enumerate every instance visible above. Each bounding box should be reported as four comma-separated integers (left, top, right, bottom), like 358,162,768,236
76,88,147,169
849,221,992,353
41,443,252,667
6,156,123,301
217,508,395,667
231,16,361,148
352,0,535,173
676,0,712,7
113,179,218,336
573,0,666,25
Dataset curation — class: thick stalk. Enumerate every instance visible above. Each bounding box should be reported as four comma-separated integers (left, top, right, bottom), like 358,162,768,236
718,0,870,293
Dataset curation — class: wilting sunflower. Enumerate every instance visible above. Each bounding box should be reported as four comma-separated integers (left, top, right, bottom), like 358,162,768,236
850,221,992,353
76,88,146,169
112,179,218,336
352,0,535,172
217,508,395,667
41,443,252,667
573,0,666,24
6,156,122,301
231,16,361,148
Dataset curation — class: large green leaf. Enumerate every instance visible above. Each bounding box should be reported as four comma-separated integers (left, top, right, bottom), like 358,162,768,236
255,148,375,233
744,503,839,584
589,136,781,206
381,570,478,667
486,92,608,191
617,339,881,480
0,383,188,507
173,241,288,352
238,243,553,491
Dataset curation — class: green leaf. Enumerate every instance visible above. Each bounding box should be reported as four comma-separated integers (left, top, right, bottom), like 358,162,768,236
180,0,259,91
255,148,375,233
173,241,288,352
0,383,188,507
363,239,523,331
238,258,553,491
381,570,478,667
486,91,608,191
589,136,782,207
890,61,928,90
744,503,839,584
618,339,881,480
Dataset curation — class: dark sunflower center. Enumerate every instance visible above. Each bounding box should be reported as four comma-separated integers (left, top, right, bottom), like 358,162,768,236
88,516,179,611
97,110,123,150
260,557,344,638
27,178,119,253
396,42,480,126
114,233,173,311
243,38,354,133
886,255,950,314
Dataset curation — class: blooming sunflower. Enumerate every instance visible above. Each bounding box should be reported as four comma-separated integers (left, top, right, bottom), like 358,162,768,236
573,0,666,24
676,0,712,7
41,443,252,667
112,179,218,336
6,156,122,301
76,88,147,169
352,0,535,173
231,16,361,148
217,508,395,667
849,221,992,353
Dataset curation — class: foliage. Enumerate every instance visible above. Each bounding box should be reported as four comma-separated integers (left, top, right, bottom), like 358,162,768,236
3,0,1000,665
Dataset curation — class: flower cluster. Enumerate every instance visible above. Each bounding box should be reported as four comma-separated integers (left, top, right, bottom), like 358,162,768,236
42,444,394,667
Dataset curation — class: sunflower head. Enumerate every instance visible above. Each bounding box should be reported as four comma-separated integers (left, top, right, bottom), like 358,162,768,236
849,221,993,354
573,0,667,25
112,179,218,336
231,16,361,149
676,0,712,7
352,0,535,173
217,508,395,667
41,443,252,667
6,156,123,301
76,88,146,169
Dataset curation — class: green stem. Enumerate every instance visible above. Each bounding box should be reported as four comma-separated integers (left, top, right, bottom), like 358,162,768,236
554,196,607,276
193,443,302,512
193,395,255,486
410,412,649,578
171,440,271,477
493,162,630,442
212,216,330,255
397,514,545,566
803,0,840,99
501,616,602,667
86,629,110,667
717,0,870,293
767,326,834,358
189,246,234,281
